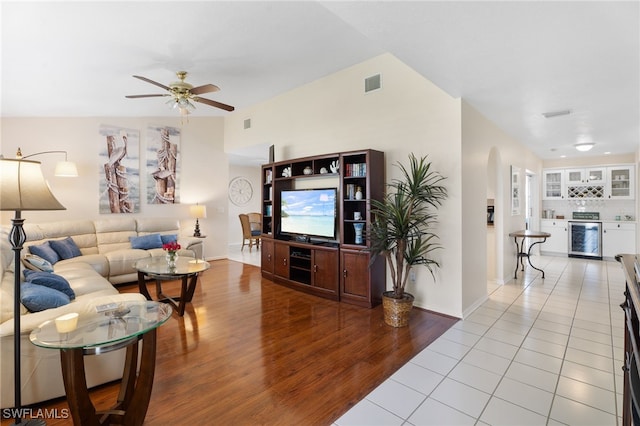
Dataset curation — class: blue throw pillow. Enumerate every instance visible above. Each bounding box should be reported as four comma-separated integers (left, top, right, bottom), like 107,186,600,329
20,282,70,312
23,270,76,300
130,233,163,250
29,241,60,265
22,254,54,272
161,234,178,244
49,237,82,260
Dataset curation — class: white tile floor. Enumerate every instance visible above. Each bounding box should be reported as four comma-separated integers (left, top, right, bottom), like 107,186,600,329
226,243,261,267
335,255,626,426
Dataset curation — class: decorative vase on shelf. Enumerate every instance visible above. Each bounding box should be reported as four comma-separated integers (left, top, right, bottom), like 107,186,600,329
355,186,363,200
166,251,178,268
353,223,364,244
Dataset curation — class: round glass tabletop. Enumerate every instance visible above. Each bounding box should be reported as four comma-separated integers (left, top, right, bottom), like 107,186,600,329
134,256,210,276
30,301,172,351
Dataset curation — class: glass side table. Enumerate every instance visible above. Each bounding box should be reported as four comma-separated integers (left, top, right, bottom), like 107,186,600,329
30,301,171,426
135,257,210,316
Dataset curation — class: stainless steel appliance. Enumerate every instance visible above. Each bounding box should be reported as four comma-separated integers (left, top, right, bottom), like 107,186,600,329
568,221,602,259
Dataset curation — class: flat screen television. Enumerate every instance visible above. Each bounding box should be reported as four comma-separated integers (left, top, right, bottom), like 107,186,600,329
280,188,337,239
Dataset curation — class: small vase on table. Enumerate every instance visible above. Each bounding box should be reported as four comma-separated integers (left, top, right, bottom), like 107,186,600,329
166,251,178,268
163,241,181,269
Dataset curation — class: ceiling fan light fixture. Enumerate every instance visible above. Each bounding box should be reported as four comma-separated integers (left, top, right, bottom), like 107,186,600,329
575,143,595,152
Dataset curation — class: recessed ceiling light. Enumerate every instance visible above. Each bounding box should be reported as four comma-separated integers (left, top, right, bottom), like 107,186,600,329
560,155,567,158
604,152,611,155
575,143,595,152
542,109,572,118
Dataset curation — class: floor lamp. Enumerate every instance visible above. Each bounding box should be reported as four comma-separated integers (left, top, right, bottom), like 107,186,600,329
0,158,66,425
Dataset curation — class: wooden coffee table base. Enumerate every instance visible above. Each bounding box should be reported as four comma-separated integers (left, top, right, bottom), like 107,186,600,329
59,330,158,426
137,271,199,316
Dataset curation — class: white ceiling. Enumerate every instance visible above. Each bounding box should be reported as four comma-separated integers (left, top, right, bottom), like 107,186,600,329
2,1,638,160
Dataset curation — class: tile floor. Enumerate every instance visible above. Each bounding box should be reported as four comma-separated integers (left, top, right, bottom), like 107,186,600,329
226,243,261,267
335,255,626,426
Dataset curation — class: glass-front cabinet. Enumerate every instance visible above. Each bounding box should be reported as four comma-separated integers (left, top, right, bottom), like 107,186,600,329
565,167,606,185
607,165,635,199
542,169,564,200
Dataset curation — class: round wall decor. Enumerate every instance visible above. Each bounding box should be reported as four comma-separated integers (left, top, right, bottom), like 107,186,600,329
228,176,253,206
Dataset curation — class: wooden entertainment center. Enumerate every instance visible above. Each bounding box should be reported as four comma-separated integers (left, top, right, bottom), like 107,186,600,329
260,149,386,307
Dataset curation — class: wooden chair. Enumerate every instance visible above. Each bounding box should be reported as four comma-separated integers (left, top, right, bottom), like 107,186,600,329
239,214,260,251
247,212,262,235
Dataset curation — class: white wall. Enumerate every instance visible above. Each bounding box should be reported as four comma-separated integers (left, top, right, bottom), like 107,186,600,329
461,101,543,314
0,117,229,261
227,163,262,245
225,53,465,316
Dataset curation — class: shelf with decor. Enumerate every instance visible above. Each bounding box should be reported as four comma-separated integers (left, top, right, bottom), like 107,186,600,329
260,149,385,307
339,149,386,307
261,165,274,235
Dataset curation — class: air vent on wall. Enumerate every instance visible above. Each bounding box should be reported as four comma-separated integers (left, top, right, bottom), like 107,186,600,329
364,74,381,93
542,109,571,118
244,118,251,129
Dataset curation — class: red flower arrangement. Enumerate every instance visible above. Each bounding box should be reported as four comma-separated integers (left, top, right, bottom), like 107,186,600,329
162,241,181,253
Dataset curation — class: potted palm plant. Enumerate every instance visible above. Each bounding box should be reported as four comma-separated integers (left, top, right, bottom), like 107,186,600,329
368,153,447,327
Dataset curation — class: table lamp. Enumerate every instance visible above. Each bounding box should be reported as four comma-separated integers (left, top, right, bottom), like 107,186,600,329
189,204,207,237
0,158,66,425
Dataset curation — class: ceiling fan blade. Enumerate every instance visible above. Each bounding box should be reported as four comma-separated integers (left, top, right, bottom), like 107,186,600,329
195,97,235,112
125,94,168,98
132,75,170,91
190,84,220,95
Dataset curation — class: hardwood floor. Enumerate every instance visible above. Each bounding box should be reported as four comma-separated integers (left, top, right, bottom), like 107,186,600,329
7,260,457,425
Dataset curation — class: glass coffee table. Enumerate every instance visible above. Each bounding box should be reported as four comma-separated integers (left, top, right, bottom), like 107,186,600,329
135,257,210,316
30,301,171,426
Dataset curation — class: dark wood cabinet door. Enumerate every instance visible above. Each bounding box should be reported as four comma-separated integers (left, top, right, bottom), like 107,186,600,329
312,249,338,292
340,250,370,298
274,242,289,279
261,239,274,274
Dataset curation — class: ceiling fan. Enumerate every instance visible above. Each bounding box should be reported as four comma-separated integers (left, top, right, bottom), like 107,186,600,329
125,71,235,113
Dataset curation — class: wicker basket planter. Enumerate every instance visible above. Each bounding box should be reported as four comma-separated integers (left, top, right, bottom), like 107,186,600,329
382,291,415,327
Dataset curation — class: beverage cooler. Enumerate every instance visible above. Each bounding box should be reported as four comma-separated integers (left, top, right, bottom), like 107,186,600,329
568,221,602,259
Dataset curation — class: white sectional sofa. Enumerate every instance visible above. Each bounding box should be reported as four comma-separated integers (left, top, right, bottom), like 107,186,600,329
23,218,203,284
0,218,201,408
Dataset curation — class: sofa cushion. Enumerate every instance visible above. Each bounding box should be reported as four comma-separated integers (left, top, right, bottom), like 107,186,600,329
104,249,150,278
56,254,110,278
29,241,60,265
22,254,54,272
23,270,76,300
49,237,82,260
20,282,70,312
129,234,163,250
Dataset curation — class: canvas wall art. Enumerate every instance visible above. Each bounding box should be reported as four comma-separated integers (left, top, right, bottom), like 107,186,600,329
146,125,181,204
98,125,140,214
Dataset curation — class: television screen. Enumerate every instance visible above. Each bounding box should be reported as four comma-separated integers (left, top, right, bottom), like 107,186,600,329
281,188,337,239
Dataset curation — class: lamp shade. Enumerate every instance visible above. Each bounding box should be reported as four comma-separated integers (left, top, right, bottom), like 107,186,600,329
190,204,207,219
0,158,66,211
54,160,79,177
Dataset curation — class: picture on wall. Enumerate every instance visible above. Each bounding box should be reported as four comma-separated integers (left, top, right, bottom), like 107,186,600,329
98,125,140,214
511,165,520,216
147,125,181,204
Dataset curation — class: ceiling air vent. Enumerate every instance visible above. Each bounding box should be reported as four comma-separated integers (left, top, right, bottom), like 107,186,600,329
364,74,381,93
244,118,251,129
